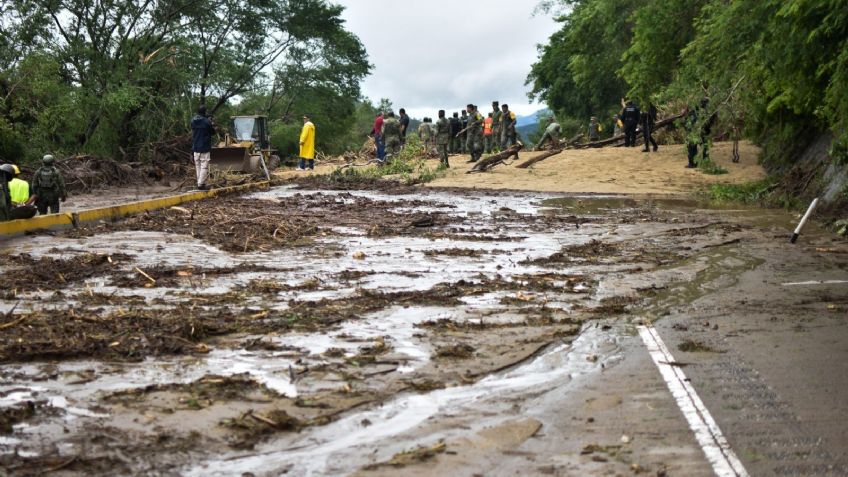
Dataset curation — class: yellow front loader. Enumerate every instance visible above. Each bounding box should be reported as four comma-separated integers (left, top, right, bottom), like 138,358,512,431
211,115,280,178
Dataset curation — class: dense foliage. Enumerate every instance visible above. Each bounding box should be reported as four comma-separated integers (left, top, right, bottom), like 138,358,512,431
528,0,848,168
0,0,370,163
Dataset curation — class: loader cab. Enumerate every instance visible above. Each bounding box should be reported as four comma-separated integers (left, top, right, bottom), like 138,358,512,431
210,115,280,173
231,116,269,150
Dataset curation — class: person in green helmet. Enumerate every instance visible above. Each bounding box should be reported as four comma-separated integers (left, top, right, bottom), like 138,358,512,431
31,154,67,215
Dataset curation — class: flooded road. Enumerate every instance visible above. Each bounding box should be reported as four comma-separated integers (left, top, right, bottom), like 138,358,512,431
1,183,845,475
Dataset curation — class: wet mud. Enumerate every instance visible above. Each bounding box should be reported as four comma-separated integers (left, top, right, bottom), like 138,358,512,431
0,182,795,475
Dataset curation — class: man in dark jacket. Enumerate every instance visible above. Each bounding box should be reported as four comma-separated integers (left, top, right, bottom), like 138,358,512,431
449,113,461,153
642,103,659,152
620,100,641,147
191,105,215,190
398,108,410,146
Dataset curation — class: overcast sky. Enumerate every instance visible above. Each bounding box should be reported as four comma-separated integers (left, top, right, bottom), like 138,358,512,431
334,1,561,119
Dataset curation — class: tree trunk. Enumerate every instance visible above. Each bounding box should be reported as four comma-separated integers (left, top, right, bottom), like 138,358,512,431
467,143,524,173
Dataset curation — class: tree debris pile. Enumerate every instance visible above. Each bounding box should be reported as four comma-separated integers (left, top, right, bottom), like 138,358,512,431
61,192,458,253
51,155,154,194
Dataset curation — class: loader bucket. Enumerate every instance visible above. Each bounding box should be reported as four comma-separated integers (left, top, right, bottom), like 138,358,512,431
210,146,249,172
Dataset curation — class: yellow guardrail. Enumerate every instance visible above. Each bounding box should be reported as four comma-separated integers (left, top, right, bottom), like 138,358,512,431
0,181,270,237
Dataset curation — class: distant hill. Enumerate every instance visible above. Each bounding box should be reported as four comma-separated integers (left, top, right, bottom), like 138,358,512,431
515,108,552,128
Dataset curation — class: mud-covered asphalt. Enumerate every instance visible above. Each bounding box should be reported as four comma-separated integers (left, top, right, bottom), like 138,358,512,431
0,179,846,476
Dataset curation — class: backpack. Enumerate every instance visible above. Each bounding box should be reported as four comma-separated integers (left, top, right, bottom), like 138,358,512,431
38,167,59,189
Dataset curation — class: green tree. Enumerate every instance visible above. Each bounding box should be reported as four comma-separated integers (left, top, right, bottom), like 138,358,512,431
0,0,370,161
527,0,644,121
619,0,707,103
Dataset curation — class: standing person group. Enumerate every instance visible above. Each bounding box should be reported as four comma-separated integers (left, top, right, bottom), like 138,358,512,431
0,155,67,222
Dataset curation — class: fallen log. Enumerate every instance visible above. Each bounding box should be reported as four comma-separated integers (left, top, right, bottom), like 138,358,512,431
467,143,524,173
515,148,562,169
517,133,584,169
553,132,584,150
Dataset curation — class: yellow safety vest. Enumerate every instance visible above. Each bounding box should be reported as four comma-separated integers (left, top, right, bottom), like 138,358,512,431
9,178,29,204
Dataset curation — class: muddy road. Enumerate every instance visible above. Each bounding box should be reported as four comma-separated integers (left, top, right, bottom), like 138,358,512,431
1,180,846,476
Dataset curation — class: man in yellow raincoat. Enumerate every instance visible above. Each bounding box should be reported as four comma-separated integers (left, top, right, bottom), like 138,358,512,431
298,114,316,170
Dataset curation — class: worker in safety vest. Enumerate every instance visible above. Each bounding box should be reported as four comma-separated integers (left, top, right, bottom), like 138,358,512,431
8,165,29,205
483,113,494,154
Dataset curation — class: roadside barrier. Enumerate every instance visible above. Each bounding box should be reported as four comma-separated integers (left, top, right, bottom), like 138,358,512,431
0,181,270,237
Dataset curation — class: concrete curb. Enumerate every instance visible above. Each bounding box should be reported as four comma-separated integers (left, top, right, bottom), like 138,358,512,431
0,181,270,237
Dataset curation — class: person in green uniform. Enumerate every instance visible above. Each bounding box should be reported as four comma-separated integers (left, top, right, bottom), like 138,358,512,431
435,110,451,168
381,112,402,162
534,117,562,150
491,101,502,152
465,104,484,163
459,110,469,154
31,154,67,215
501,104,517,149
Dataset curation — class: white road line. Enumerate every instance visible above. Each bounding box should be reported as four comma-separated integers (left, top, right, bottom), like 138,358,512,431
638,324,749,477
781,279,848,286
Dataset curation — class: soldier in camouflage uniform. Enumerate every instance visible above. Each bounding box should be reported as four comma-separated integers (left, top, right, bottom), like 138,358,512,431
491,101,502,152
381,112,402,163
465,104,485,162
459,110,469,154
31,155,67,215
418,118,433,154
435,110,451,168
501,104,517,149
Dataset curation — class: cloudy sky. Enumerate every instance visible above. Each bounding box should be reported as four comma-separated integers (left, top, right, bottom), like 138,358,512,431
334,1,561,119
